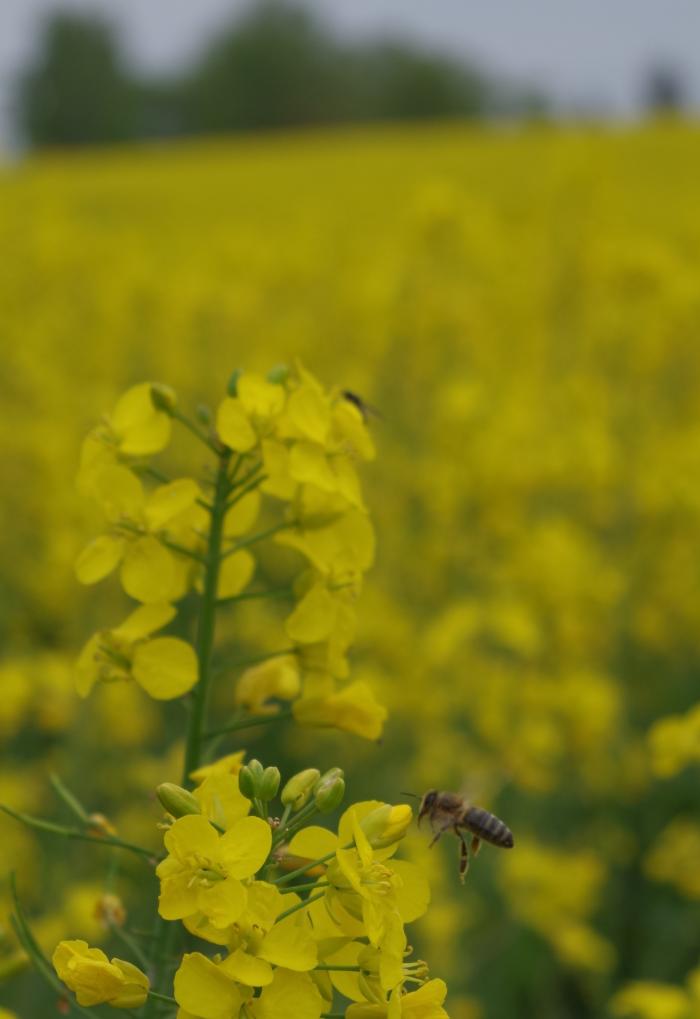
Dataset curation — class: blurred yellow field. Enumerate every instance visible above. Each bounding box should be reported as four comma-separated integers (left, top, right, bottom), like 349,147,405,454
2,121,700,1018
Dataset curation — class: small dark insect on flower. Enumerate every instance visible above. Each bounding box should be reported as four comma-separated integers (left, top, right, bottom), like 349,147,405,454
341,390,383,422
406,790,514,883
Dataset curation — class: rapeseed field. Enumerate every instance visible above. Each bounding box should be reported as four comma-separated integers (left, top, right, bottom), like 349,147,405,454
2,121,700,1019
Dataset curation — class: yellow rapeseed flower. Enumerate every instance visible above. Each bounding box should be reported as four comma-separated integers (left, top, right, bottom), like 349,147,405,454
52,939,149,1008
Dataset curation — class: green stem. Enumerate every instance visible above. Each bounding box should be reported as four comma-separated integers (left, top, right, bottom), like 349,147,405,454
221,520,291,558
158,536,206,563
315,965,364,972
280,881,329,894
276,890,326,923
182,449,231,783
224,465,264,509
216,585,291,607
0,804,156,860
49,773,90,823
148,990,178,1005
171,408,218,453
272,849,338,885
109,922,150,970
271,799,319,848
205,708,292,739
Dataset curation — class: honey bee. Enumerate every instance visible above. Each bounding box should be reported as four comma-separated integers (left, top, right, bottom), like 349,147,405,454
416,790,514,883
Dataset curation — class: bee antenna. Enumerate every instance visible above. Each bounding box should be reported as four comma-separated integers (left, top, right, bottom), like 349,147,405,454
401,791,421,799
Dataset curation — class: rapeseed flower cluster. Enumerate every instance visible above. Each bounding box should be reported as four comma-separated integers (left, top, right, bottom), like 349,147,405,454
1,369,450,1017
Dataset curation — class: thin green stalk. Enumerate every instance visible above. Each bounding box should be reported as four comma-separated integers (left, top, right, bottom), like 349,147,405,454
280,881,329,894
272,849,338,885
148,990,178,1005
216,585,292,607
171,408,218,453
158,536,206,563
275,890,326,923
271,798,319,848
0,804,156,860
182,449,231,782
224,464,264,509
49,773,90,823
10,876,100,1017
221,520,291,559
205,708,292,740
109,921,150,969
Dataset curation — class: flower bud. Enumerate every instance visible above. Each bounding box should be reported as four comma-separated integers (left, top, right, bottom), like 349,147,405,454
267,364,290,385
314,769,346,813
259,766,281,802
281,768,321,810
239,759,279,801
227,368,243,396
238,759,264,800
309,968,333,1003
360,803,413,849
157,783,201,819
150,383,177,413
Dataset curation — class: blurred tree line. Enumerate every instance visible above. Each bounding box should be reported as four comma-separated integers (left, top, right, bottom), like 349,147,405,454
17,1,547,148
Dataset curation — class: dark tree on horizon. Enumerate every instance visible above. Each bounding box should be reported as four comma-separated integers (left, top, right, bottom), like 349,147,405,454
18,13,137,147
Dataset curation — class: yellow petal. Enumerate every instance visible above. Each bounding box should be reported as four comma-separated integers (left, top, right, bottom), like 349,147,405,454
235,655,300,713
238,374,286,418
217,398,257,452
75,634,102,697
259,916,317,971
218,815,272,877
145,479,201,530
163,815,220,859
92,465,145,521
252,969,323,1019
220,947,273,987
174,953,242,1019
120,537,177,603
260,440,296,500
75,535,125,585
285,585,337,644
287,826,338,859
193,773,251,830
197,877,247,928
218,550,255,599
293,681,387,740
287,385,331,444
110,382,172,456
132,637,198,699
112,602,176,641
401,979,448,1018
225,490,261,536
289,442,336,491
391,860,430,923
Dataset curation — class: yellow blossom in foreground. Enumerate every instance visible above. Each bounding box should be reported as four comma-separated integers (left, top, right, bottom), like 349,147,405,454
75,602,197,700
156,813,271,928
174,954,323,1019
52,940,149,1008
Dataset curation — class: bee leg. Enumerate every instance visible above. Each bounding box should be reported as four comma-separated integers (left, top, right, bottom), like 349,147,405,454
428,829,443,849
455,826,469,883
471,836,481,856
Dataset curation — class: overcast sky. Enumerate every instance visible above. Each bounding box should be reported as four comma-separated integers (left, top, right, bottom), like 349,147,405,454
1,0,699,144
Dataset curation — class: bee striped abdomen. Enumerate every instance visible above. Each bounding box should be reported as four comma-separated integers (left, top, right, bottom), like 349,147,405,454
462,806,514,848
